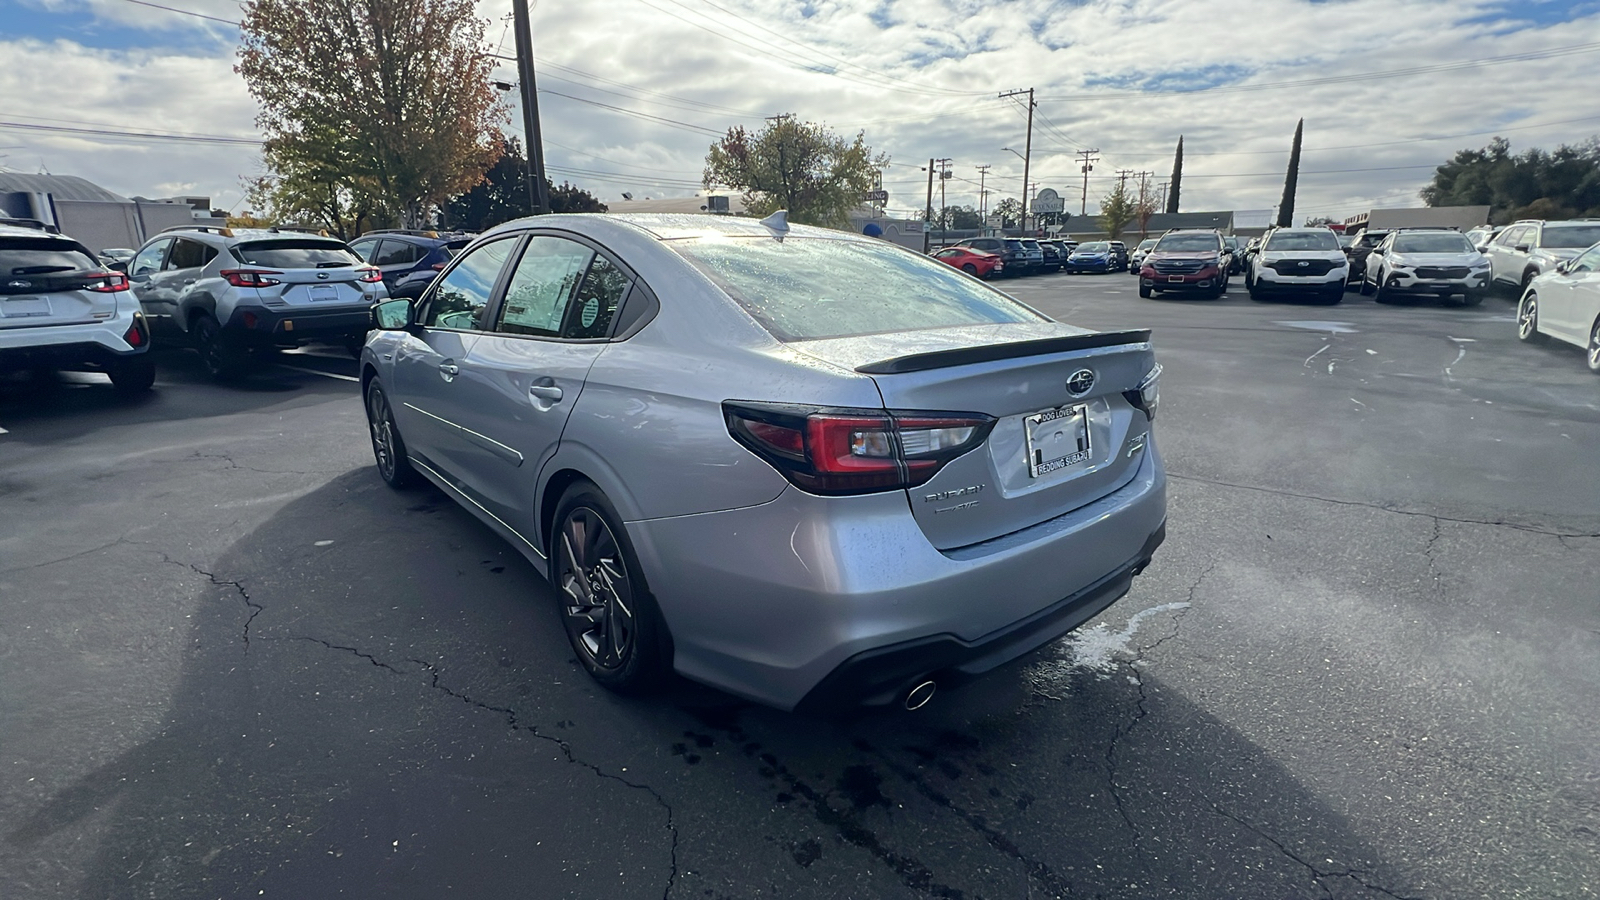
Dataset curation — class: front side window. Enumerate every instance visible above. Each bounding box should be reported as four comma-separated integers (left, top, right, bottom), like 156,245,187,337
1264,231,1340,252
495,236,594,338
130,239,170,277
667,236,1044,342
425,236,516,330
1497,226,1527,247
373,240,419,266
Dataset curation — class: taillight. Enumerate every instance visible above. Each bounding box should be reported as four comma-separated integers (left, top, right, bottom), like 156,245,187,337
724,402,995,496
87,272,130,293
1123,363,1161,421
358,267,384,283
123,314,147,348
221,269,282,287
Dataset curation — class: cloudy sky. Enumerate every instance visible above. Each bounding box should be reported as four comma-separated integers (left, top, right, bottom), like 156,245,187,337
2,0,1597,223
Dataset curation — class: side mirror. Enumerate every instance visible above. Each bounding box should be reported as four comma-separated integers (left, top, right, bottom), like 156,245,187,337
371,298,415,331
1514,244,1531,253
1554,260,1571,275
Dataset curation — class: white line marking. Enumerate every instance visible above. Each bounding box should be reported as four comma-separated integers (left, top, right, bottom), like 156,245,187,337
277,363,359,383
1444,343,1467,379
0,426,9,434
1365,349,1377,355
1304,344,1331,367
1351,397,1368,409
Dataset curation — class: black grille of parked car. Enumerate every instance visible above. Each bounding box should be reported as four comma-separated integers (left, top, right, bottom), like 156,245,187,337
1151,259,1205,274
1267,259,1337,276
1414,266,1471,279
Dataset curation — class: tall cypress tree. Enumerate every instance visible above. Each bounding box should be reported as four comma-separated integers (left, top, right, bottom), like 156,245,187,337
1166,136,1183,213
1277,119,1304,227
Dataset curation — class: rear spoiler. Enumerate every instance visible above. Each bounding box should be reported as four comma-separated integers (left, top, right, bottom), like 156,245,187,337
855,329,1152,375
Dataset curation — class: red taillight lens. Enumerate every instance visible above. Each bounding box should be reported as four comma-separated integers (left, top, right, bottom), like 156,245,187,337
724,402,994,496
221,269,282,287
358,267,384,283
123,315,147,347
87,272,130,293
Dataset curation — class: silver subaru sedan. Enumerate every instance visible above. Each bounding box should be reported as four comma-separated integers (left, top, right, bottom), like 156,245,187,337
361,213,1166,712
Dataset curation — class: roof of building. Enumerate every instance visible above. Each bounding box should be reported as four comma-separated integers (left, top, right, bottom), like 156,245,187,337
0,172,132,204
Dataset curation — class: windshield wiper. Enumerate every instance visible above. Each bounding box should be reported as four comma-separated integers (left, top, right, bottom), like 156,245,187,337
317,261,353,268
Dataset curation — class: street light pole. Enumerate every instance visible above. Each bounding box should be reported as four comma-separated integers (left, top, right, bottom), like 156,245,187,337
510,0,550,216
999,88,1033,236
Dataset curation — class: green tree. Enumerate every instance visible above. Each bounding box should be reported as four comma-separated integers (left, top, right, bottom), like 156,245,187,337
1277,119,1304,228
992,198,1022,228
442,138,606,231
1422,136,1600,222
1167,135,1183,214
703,116,888,228
1097,181,1136,240
237,0,505,229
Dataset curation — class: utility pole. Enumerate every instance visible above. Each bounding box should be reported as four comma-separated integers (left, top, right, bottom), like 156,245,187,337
510,0,550,216
923,157,935,254
935,158,952,246
999,88,1034,235
1077,148,1100,217
1156,181,1169,212
975,164,991,227
1116,169,1134,192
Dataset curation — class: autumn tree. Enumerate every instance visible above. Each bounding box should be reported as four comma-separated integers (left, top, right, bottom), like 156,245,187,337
1097,181,1136,240
703,116,888,228
237,0,504,230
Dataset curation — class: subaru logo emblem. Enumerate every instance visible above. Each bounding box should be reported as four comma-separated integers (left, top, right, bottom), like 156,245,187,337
1066,368,1096,397
1297,261,1309,267
317,272,329,279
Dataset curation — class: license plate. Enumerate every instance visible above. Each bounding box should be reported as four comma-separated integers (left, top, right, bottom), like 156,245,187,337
1025,404,1091,478
310,285,339,301
2,296,50,318
1168,275,1184,283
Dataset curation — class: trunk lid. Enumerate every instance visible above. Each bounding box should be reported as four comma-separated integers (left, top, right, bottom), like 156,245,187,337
228,238,379,309
1,235,121,329
256,265,373,309
790,323,1157,550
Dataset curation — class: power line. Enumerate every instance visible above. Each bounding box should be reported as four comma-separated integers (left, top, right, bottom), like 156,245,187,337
0,119,260,145
117,0,238,25
536,90,725,136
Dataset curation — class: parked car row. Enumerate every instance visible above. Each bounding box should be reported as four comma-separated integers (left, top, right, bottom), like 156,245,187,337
938,236,1100,278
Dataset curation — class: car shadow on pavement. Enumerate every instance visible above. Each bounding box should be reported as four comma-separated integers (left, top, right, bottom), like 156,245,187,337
5,470,1421,900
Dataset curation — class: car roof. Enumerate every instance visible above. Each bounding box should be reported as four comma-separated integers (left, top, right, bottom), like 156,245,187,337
0,223,77,242
482,212,890,248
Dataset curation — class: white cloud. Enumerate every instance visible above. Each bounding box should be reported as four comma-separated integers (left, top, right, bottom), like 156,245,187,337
2,0,1596,222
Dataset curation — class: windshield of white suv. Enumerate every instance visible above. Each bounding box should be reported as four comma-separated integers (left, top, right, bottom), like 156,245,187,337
1264,232,1340,251
1541,225,1600,249
231,239,361,268
1,239,99,277
668,237,1045,341
1155,233,1219,251
1392,233,1474,253
1137,240,1158,251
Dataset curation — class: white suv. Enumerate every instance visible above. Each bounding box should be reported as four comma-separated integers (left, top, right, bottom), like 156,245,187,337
127,226,387,378
0,220,154,392
1247,227,1348,304
1358,229,1491,306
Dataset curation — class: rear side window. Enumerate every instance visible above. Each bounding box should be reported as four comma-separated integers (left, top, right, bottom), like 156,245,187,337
668,236,1045,342
1541,225,1600,249
166,238,217,270
372,240,420,266
567,255,630,339
231,240,360,268
496,236,593,337
1,239,98,277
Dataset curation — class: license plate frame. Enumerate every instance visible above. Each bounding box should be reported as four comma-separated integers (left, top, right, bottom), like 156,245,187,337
310,284,339,302
1024,404,1092,478
2,296,51,318
1167,275,1184,283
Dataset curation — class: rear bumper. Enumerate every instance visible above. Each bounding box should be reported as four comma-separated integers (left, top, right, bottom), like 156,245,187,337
0,309,149,372
627,445,1167,711
225,304,369,346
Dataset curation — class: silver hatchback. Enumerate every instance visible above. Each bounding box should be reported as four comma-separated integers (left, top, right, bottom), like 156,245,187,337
361,213,1167,711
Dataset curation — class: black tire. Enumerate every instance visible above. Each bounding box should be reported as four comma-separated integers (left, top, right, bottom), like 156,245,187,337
1320,286,1343,305
1138,283,1152,298
1520,269,1537,294
192,314,245,379
961,263,978,275
1463,290,1486,307
1217,273,1229,295
109,356,155,393
1516,292,1545,344
1372,275,1393,304
1248,284,1266,302
1587,317,1600,374
363,379,418,488
1208,282,1225,300
1358,276,1375,297
551,483,670,693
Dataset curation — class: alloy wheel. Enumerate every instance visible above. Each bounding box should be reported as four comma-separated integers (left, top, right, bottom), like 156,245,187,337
1588,321,1600,372
557,507,636,670
366,386,397,481
1518,295,1538,340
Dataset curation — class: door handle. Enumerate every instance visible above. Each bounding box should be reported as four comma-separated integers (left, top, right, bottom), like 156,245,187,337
182,279,196,285
529,384,563,402
438,362,459,382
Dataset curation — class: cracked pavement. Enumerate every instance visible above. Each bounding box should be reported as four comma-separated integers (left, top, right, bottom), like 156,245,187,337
3,284,1598,900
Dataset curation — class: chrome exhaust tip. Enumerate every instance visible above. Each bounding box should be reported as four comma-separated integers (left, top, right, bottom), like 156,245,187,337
904,680,937,711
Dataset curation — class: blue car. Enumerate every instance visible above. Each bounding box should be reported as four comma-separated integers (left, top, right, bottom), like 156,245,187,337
347,229,473,292
1065,241,1116,274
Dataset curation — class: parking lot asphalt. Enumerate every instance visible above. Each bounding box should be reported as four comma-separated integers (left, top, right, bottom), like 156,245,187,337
2,278,1596,900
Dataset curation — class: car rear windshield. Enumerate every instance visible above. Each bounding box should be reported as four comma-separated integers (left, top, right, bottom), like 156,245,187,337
667,236,1046,342
1392,233,1474,253
230,239,361,268
1003,240,1024,251
1,239,98,276
1155,233,1219,251
1542,224,1600,249
1264,232,1339,251
1076,242,1108,252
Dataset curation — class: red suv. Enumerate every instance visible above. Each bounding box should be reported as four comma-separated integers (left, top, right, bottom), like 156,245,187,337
1138,229,1230,299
